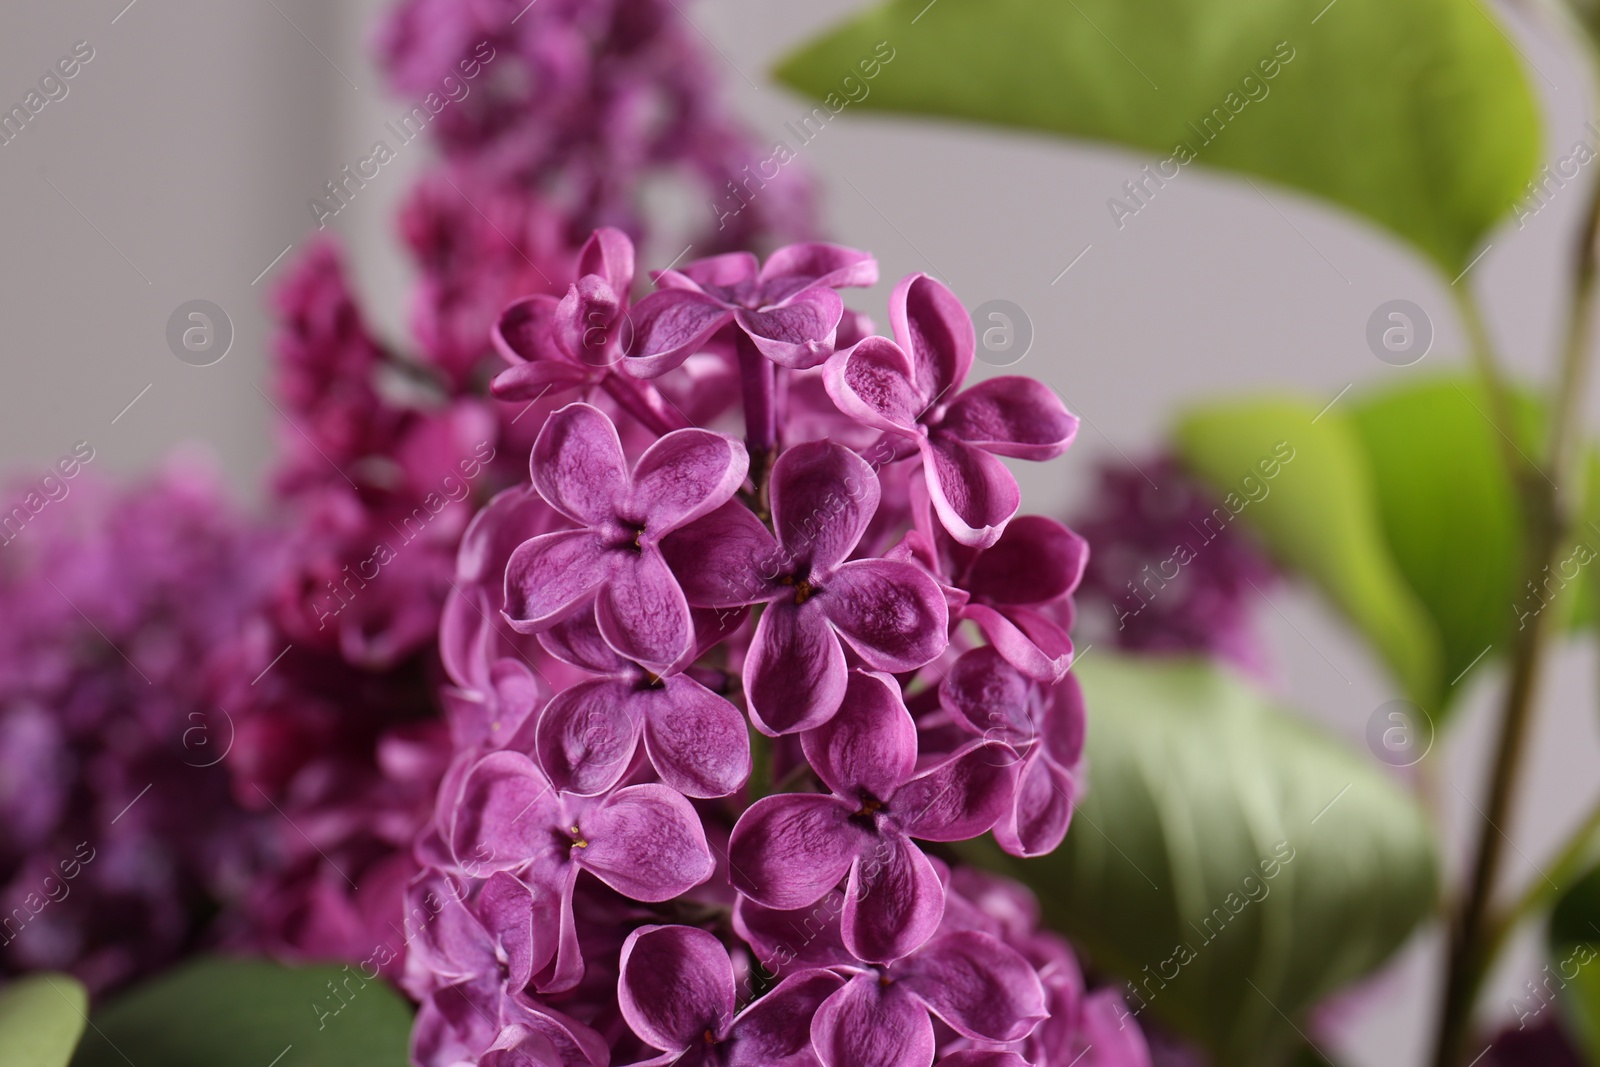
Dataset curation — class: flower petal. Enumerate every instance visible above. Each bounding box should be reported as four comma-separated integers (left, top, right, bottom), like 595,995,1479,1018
618,924,735,1052
893,741,1017,842
965,515,1088,606
744,601,848,736
500,994,612,1067
1077,989,1153,1067
940,377,1079,461
450,751,564,874
770,441,879,573
660,501,784,609
898,930,1047,1043
536,608,629,674
801,670,917,802
732,893,854,975
937,1054,1031,1067
842,827,944,963
625,289,735,378
824,559,949,673
993,751,1073,859
595,548,695,670
724,969,848,1067
477,870,546,990
963,603,1073,684
554,275,625,367
921,434,1021,549
641,677,751,798
577,783,713,901
758,243,879,301
671,250,759,292
938,645,1037,744
889,273,973,402
534,679,642,796
823,336,924,434
631,427,749,534
503,529,612,633
735,288,843,369
490,358,591,401
575,226,635,298
729,792,861,909
491,294,561,366
811,975,935,1067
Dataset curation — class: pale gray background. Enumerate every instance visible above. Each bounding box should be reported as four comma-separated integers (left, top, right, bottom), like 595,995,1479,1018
1,0,1596,1062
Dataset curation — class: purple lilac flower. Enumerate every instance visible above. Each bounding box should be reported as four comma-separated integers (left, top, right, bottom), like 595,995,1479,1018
825,274,1079,548
502,402,747,669
730,671,1014,961
663,441,948,735
1071,456,1275,674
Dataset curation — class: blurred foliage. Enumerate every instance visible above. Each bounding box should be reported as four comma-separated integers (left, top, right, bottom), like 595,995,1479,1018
979,654,1438,1065
1550,864,1600,1064
775,0,1539,274
70,958,411,1067
0,973,85,1067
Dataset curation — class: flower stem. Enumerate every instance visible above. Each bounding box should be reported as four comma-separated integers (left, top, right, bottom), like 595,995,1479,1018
1431,181,1600,1066
601,373,689,437
736,333,777,515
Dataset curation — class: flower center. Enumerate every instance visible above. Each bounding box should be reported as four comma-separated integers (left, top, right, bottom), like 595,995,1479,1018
780,572,819,605
569,824,588,849
703,1028,718,1045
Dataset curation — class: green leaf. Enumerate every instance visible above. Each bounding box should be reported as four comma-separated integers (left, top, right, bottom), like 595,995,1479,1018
1174,397,1442,706
70,958,413,1067
774,0,1538,273
983,654,1438,1063
0,973,87,1067
1345,376,1542,703
1547,864,1600,1060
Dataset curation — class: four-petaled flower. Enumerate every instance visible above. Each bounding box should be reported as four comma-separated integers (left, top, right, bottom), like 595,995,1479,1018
626,243,878,376
503,402,747,670
825,273,1079,547
729,671,1016,962
664,441,948,735
618,924,842,1067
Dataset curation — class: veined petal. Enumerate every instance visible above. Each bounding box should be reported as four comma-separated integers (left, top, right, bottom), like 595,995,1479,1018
530,402,629,525
963,603,1073,684
769,440,880,573
619,924,735,1052
595,548,694,670
801,670,917,802
631,427,749,534
744,601,848,736
450,750,563,874
939,377,1079,461
577,783,713,901
811,975,935,1067
503,529,612,633
490,358,591,401
732,893,854,975
735,288,843,369
889,273,974,403
575,226,635,297
625,289,735,378
660,501,784,609
534,679,641,797
842,828,944,964
921,435,1021,549
897,930,1047,1043
641,677,751,798
673,250,759,291
724,969,847,1067
893,741,1017,842
758,243,878,301
994,751,1073,859
823,336,925,434
492,294,562,366
729,792,861,909
938,645,1037,744
965,515,1088,606
824,559,949,673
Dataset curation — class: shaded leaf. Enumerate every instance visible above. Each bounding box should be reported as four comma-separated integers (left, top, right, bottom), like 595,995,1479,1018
0,973,86,1067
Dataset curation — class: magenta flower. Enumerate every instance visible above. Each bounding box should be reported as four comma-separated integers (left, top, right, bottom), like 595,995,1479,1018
825,274,1079,547
448,750,714,991
663,441,948,735
940,647,1085,859
909,494,1087,683
810,930,1047,1067
503,402,747,670
729,671,1015,962
626,244,877,377
532,611,750,798
619,924,842,1067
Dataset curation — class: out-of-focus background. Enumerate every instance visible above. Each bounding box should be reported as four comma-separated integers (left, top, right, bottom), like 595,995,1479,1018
1,1,1595,1060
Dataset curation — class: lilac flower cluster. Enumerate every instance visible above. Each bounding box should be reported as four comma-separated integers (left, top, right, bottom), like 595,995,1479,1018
0,463,270,995
1070,457,1275,675
374,0,817,382
407,230,1146,1067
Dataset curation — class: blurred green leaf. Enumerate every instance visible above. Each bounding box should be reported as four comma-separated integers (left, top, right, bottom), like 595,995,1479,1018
1548,864,1600,1061
774,0,1539,273
70,958,412,1067
1345,377,1540,706
0,973,86,1067
988,654,1437,1064
1174,397,1442,706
